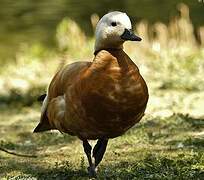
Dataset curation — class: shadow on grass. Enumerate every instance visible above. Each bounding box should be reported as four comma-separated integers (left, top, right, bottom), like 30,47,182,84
98,153,204,179
23,131,77,147
177,113,204,129
167,137,204,150
140,113,204,131
1,158,88,180
0,132,77,156
2,153,204,180
126,113,204,152
0,85,46,107
184,137,204,148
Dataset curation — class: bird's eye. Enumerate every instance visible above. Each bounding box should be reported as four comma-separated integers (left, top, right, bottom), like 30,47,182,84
111,22,117,27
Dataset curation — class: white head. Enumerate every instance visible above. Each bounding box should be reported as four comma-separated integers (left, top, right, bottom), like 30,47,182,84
94,11,141,52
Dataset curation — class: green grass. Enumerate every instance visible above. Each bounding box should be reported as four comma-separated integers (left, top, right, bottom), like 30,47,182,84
0,97,204,179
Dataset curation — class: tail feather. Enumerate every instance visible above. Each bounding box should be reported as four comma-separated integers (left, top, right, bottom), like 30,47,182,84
33,111,52,133
33,122,52,132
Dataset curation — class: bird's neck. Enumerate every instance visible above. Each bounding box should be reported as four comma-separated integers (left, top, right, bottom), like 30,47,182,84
94,39,124,55
93,49,133,75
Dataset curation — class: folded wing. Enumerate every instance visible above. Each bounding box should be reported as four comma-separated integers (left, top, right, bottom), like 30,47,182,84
33,61,91,133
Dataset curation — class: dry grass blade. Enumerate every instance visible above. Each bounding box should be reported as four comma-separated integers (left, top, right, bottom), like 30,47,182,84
0,147,37,158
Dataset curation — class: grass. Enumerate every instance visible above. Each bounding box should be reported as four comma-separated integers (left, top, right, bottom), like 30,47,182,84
1,4,204,179
1,108,204,179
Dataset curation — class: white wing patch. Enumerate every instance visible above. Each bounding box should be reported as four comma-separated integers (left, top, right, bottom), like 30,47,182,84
41,94,48,121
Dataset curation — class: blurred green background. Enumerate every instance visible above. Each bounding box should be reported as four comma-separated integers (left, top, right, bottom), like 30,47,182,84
0,0,204,60
0,1,204,179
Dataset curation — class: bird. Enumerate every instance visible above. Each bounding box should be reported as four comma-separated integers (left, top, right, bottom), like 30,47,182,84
34,11,149,177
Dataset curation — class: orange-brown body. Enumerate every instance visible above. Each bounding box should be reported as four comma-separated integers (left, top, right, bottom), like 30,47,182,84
36,49,148,140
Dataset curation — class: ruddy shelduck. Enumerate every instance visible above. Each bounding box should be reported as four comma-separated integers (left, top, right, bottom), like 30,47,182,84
34,11,149,177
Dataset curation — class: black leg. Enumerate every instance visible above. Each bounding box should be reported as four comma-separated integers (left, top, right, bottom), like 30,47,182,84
82,140,96,177
93,139,108,167
92,139,103,157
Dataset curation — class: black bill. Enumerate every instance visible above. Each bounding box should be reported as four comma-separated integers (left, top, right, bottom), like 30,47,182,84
121,28,142,41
